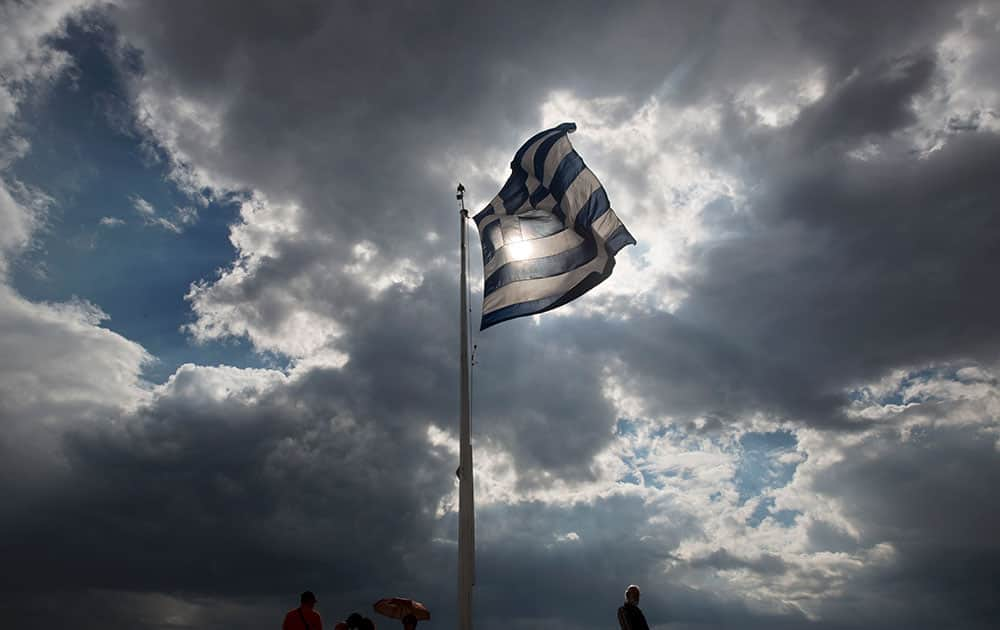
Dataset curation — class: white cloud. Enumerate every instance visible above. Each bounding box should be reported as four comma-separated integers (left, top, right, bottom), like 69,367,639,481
0,178,50,276
154,362,288,406
0,0,93,130
344,240,424,296
911,3,1000,151
0,284,151,413
129,194,155,216
182,196,348,360
130,77,238,204
175,205,198,225
536,90,747,315
99,216,125,227
127,195,201,233
735,69,827,128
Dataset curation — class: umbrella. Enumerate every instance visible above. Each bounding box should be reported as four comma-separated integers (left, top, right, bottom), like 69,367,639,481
373,597,431,622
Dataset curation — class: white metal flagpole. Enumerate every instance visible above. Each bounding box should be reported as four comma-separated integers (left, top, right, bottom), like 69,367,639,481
456,183,475,630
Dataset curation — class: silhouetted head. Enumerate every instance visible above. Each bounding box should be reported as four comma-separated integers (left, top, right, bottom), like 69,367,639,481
300,591,318,609
346,612,364,628
360,617,376,630
625,585,640,605
402,613,418,629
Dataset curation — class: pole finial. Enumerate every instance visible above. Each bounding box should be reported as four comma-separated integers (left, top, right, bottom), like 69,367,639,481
456,183,467,214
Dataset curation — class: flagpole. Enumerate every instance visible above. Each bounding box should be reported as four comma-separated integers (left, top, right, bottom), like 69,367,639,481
456,183,475,630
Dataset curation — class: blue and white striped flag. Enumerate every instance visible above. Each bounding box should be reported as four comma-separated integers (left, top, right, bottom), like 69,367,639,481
473,122,636,329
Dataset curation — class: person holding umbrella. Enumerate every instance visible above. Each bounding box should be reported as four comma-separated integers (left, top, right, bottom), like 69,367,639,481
373,597,430,628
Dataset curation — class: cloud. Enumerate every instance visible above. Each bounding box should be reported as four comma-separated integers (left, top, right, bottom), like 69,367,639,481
127,194,199,233
0,0,92,129
2,1,999,629
0,177,48,275
129,193,155,216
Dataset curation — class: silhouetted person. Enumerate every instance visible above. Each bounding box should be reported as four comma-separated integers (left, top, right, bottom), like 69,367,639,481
617,584,649,630
283,591,323,630
359,617,377,630
402,613,419,629
335,612,364,630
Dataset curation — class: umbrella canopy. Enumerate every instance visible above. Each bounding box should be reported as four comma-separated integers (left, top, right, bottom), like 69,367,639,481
372,598,431,621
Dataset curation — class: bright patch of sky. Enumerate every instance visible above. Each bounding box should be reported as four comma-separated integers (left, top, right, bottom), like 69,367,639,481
733,430,801,505
6,19,267,382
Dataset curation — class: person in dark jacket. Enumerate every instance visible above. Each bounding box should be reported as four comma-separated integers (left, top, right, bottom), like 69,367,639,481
617,584,650,630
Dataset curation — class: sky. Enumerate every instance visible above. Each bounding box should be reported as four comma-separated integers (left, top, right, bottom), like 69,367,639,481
1,1,999,628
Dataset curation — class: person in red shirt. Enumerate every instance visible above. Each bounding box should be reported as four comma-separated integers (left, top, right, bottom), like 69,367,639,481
283,591,323,630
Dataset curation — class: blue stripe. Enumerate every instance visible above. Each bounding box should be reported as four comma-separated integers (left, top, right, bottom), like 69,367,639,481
473,205,494,226
511,122,577,170
481,221,503,265
552,203,566,224
547,150,584,203
573,187,611,232
499,170,528,212
482,295,563,330
512,128,556,170
480,254,616,330
484,237,597,294
604,224,637,256
529,184,549,207
533,132,564,183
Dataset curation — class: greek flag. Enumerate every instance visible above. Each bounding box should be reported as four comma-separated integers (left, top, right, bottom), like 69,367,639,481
473,122,636,329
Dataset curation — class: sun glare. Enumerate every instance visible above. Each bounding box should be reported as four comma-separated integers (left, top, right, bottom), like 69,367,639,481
505,239,536,262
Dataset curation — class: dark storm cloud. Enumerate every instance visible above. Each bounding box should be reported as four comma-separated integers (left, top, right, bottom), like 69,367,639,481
108,0,960,260
600,27,1000,426
669,114,1000,425
805,425,1000,630
0,270,654,628
106,0,994,432
0,358,455,614
688,548,788,576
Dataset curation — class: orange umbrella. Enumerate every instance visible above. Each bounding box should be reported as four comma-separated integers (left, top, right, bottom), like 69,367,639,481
373,597,431,622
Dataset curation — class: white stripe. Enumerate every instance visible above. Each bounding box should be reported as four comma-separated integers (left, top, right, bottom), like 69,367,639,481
499,215,523,244
483,247,608,315
592,208,622,242
490,196,505,216
561,168,601,225
483,227,584,278
541,136,574,188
